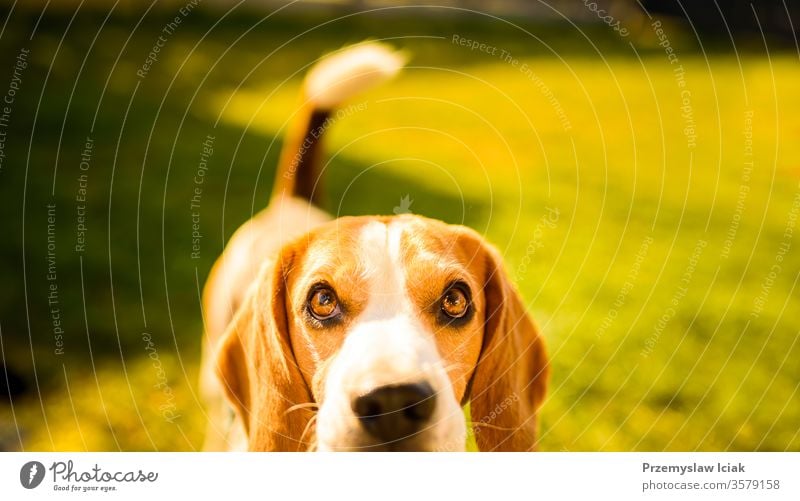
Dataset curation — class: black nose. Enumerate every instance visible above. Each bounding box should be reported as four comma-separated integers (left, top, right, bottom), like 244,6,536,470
352,383,436,443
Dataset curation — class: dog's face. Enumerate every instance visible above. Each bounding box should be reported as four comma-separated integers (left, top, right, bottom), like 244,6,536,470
216,214,548,451
289,216,485,451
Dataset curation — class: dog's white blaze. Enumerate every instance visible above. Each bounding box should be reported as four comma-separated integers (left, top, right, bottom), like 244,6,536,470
315,221,466,451
356,221,410,321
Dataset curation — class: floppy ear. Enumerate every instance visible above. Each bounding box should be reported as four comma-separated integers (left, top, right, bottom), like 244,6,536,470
469,244,549,452
215,246,316,451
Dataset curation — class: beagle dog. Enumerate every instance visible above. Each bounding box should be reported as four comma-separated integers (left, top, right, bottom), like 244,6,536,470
200,43,549,452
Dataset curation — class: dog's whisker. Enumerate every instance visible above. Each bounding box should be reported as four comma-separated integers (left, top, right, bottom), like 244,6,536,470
306,432,319,452
468,421,520,432
299,414,318,446
284,402,319,416
442,361,468,372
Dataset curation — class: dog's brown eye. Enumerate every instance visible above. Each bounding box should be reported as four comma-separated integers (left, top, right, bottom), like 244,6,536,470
441,286,469,318
308,287,339,320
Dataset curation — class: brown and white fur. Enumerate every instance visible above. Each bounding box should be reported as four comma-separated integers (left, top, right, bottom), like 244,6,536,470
200,43,549,452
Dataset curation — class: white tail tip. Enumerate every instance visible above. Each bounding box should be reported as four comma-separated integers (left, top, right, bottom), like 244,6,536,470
304,42,406,109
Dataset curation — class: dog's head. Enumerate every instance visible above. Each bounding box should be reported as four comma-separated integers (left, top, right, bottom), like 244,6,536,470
215,214,548,451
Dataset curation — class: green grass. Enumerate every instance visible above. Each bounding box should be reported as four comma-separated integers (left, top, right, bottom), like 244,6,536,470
1,8,798,451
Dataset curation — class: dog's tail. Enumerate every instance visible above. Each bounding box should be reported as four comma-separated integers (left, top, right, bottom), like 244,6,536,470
271,42,406,205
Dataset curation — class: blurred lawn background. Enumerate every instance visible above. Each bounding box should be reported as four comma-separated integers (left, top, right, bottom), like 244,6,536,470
0,1,798,451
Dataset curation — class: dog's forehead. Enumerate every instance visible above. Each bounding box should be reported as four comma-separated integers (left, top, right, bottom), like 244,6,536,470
296,215,478,283
310,216,464,266
356,218,453,271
